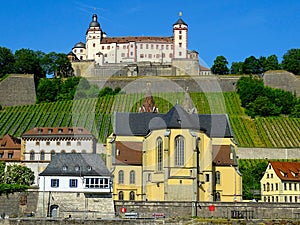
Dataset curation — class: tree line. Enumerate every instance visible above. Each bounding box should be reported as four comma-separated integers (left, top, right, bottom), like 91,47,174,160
211,48,300,75
0,46,73,80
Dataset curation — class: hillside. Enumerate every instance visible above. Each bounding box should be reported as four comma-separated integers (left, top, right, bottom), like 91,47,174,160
0,92,299,147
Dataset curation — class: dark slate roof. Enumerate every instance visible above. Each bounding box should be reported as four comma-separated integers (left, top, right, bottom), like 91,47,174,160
173,18,188,26
114,104,233,138
39,153,111,177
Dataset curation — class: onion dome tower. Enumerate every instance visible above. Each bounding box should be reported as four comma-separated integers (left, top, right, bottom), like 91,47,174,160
86,14,102,60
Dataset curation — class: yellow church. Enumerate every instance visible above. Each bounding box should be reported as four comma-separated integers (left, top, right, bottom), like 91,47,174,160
106,91,242,202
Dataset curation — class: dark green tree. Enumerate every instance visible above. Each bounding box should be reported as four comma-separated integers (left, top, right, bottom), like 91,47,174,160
36,78,61,103
57,77,80,101
246,96,281,117
211,55,229,75
0,47,15,78
14,48,45,80
260,54,280,72
242,56,263,75
281,48,300,75
230,62,244,74
42,52,74,78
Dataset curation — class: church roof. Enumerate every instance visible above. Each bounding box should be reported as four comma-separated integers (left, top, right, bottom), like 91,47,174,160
39,153,110,177
114,104,233,138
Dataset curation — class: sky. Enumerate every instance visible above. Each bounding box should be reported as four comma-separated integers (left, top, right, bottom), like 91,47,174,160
0,0,300,68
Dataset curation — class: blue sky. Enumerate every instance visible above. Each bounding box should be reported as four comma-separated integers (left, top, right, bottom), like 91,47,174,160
0,0,299,67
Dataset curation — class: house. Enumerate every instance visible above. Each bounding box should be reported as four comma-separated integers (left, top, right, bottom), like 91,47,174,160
21,127,97,185
0,134,21,162
37,153,114,218
261,161,300,203
106,91,242,202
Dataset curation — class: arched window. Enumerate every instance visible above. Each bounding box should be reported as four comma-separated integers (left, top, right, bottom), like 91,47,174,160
129,191,135,201
175,135,185,166
118,170,124,184
40,151,45,161
215,192,221,201
50,150,55,160
30,151,35,161
118,191,124,200
61,150,66,154
157,137,163,171
130,170,135,184
71,150,76,153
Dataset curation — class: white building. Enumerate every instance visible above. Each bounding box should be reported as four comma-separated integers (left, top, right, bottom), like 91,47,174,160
21,127,97,185
72,14,190,65
38,153,114,218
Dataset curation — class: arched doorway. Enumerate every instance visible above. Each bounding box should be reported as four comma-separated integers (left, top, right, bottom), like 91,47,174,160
50,205,59,218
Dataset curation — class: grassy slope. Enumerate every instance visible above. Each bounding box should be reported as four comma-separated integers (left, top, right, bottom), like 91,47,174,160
0,92,299,147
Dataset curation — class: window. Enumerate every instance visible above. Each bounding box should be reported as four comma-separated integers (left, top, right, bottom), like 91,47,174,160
51,179,59,188
62,165,68,171
67,142,71,146
78,128,83,133
146,44,148,49
129,191,135,200
50,150,55,160
118,191,124,200
85,178,109,189
77,141,81,146
157,137,163,171
179,35,182,40
61,150,66,153
169,53,173,58
179,52,182,56
276,183,278,190
40,151,45,161
179,31,182,34
205,174,210,182
214,192,221,201
68,128,73,133
0,153,3,158
289,183,292,190
93,43,95,47
75,165,80,171
38,129,43,133
130,170,135,184
46,141,50,146
295,183,297,191
36,142,40,146
121,53,125,57
8,152,13,159
30,151,35,160
179,43,182,48
69,179,78,188
118,170,124,184
58,129,63,133
175,135,185,166
48,129,53,134
215,171,221,184
271,183,273,191
284,183,287,190
56,142,60,146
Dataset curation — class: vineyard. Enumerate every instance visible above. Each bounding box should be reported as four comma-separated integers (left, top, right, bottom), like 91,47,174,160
0,92,299,147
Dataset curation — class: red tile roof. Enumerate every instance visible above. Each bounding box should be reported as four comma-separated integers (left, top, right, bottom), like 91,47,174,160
270,161,300,181
22,127,93,137
115,141,142,165
101,36,173,44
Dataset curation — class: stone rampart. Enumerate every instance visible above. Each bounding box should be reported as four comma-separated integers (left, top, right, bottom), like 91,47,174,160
238,147,300,159
0,74,36,107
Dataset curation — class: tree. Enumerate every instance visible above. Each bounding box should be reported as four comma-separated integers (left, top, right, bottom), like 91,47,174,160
246,96,281,117
242,56,263,75
260,55,280,72
42,52,74,78
0,47,15,78
230,62,244,74
211,56,229,75
14,48,45,80
281,48,300,75
56,77,80,101
36,78,61,103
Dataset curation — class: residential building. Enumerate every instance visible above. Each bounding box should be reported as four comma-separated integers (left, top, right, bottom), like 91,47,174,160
0,134,21,162
37,153,114,218
21,127,97,185
106,92,242,202
261,161,300,203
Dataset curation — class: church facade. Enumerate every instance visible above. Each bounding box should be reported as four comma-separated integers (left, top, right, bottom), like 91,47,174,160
106,92,242,202
69,14,211,77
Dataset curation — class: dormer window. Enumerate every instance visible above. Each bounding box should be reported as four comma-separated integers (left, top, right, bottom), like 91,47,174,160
87,166,92,171
68,128,73,133
58,129,63,133
75,166,80,171
48,129,53,134
63,165,68,171
38,128,43,133
284,173,288,178
78,128,83,133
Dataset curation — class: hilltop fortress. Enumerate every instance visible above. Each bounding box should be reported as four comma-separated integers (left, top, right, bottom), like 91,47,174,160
68,13,211,78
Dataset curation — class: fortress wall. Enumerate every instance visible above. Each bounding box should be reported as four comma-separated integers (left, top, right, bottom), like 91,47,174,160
0,74,36,107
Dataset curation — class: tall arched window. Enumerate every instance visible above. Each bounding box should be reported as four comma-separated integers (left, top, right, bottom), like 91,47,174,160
157,137,163,171
40,151,45,161
215,171,221,184
130,170,135,184
30,151,35,161
129,191,135,200
175,135,185,166
118,191,124,200
118,170,124,184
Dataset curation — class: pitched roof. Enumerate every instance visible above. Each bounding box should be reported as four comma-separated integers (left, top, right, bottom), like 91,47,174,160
39,153,110,177
115,141,142,165
22,127,95,139
270,161,300,182
114,104,233,138
173,18,188,26
101,36,173,44
0,134,21,150
212,145,237,166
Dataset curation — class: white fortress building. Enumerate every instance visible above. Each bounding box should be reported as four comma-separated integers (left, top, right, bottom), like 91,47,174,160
69,13,211,77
